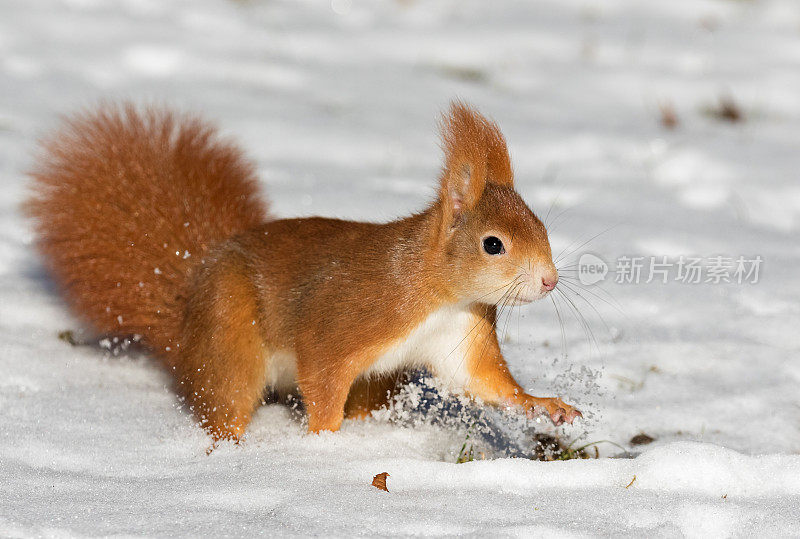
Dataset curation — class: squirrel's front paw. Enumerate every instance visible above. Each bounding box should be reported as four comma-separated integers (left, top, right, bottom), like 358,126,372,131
524,396,582,426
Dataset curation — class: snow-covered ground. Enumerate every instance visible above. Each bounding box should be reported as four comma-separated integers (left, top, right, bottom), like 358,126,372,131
2,0,800,536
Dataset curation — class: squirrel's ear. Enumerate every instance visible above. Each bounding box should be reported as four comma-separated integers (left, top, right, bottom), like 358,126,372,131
439,160,485,227
437,101,513,227
438,102,487,226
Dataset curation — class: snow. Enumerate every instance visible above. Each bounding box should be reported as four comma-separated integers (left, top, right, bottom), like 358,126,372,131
2,0,800,536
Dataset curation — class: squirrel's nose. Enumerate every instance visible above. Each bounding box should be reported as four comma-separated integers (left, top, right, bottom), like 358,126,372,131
541,275,558,292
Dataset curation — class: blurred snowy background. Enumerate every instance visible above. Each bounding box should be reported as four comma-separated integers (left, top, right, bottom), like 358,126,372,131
1,0,800,535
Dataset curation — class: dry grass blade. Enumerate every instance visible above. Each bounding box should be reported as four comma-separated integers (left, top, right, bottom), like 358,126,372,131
58,330,79,346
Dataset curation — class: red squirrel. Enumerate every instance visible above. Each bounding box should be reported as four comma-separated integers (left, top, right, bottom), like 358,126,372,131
27,101,581,441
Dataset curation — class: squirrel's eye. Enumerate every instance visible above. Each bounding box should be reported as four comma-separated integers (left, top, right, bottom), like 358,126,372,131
483,236,505,255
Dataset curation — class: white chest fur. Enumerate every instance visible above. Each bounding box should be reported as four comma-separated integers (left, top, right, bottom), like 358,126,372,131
265,304,480,392
363,304,475,388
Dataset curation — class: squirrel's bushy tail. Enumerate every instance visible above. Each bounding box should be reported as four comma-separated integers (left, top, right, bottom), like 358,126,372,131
26,103,267,355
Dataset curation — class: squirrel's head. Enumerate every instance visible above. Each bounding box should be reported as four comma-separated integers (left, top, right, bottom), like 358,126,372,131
435,102,557,306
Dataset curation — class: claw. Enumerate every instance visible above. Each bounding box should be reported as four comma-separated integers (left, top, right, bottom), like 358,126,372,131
522,397,582,426
559,408,582,425
550,408,566,425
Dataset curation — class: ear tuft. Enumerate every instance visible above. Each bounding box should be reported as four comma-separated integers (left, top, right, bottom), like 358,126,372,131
439,101,513,187
437,101,513,227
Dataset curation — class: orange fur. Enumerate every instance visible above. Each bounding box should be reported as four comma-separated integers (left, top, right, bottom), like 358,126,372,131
26,104,266,357
27,101,580,440
461,305,580,422
344,374,406,420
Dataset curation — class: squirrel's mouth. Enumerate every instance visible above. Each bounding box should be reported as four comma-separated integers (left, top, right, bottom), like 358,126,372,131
509,292,548,305
509,289,550,306
508,268,558,305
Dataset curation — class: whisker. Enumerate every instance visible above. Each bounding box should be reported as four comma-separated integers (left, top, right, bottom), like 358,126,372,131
554,223,620,265
472,278,522,304
545,192,591,233
443,278,523,390
542,184,565,229
556,276,626,314
549,294,568,359
442,276,524,364
499,286,522,343
545,205,576,232
466,282,523,390
554,288,600,355
557,280,613,335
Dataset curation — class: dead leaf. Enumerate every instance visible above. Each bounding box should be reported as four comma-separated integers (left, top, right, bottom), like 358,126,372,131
372,472,389,492
630,433,655,446
716,96,742,122
705,95,744,123
659,101,678,129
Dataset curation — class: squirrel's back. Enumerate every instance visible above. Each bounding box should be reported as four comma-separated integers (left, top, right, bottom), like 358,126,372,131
26,104,268,354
